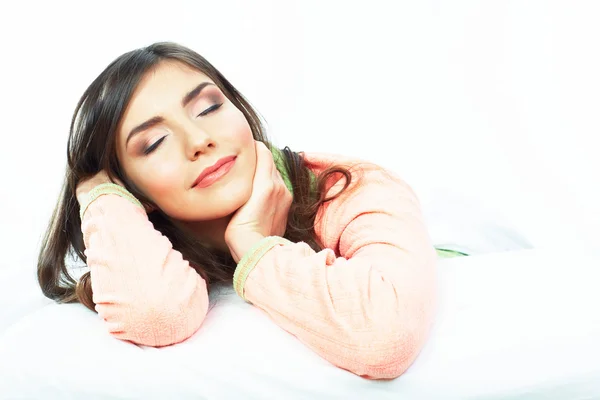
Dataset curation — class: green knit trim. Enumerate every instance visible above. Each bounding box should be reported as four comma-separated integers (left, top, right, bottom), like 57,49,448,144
435,248,469,258
79,183,144,220
233,236,292,302
270,147,318,199
270,147,294,195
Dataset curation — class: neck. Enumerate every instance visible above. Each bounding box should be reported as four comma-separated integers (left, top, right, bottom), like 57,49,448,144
182,216,231,252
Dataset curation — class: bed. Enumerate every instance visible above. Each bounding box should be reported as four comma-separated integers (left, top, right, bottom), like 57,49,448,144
1,195,598,399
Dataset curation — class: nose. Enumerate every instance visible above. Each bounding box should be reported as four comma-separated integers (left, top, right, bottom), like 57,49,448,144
185,125,214,161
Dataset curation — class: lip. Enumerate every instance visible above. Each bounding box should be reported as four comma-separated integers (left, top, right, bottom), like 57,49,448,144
192,155,237,188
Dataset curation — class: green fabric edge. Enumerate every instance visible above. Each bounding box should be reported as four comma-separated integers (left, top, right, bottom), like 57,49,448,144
232,236,292,301
435,248,469,258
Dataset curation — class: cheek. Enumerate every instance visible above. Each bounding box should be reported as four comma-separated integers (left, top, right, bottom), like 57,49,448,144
139,161,182,201
231,109,257,174
224,107,254,145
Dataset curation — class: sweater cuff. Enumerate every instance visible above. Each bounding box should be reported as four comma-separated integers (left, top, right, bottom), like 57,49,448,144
233,236,292,302
79,183,144,220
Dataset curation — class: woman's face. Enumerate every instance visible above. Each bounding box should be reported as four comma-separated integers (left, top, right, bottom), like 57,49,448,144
116,60,256,222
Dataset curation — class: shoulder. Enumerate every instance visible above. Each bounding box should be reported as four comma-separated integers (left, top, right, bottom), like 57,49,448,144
302,151,376,172
303,152,421,248
301,151,406,194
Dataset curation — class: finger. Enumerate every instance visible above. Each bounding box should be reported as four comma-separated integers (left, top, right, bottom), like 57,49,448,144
253,142,268,175
273,164,290,198
272,160,280,182
254,141,277,186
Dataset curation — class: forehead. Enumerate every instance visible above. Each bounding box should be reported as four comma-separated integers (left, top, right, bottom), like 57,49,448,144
133,61,211,99
118,61,213,138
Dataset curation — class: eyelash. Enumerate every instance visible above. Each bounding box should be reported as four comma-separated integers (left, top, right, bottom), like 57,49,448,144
143,136,166,155
143,102,224,155
197,102,223,117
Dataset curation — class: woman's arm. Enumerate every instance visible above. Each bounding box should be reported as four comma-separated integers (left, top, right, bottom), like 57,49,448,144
81,192,209,347
234,163,437,379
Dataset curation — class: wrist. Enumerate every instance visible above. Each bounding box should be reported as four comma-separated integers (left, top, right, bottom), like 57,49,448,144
232,235,292,301
76,179,115,205
78,183,143,220
226,231,266,263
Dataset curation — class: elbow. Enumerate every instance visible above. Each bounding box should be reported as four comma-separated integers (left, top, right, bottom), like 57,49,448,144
97,288,209,347
341,290,435,379
344,327,426,380
127,299,208,347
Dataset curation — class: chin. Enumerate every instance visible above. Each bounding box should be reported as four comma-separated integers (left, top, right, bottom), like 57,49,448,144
216,186,252,217
183,186,252,221
208,198,246,220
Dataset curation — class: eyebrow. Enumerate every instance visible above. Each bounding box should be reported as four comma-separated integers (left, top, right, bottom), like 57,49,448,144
125,82,215,148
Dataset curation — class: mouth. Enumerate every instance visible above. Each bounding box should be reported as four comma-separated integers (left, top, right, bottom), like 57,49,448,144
192,155,237,189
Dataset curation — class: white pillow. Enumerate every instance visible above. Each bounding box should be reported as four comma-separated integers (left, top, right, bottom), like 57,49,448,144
421,188,534,255
1,249,599,399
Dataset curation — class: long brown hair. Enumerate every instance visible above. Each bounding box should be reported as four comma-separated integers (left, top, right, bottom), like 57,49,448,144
37,42,351,311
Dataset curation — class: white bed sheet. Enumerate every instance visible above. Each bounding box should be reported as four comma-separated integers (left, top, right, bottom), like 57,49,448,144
1,248,599,399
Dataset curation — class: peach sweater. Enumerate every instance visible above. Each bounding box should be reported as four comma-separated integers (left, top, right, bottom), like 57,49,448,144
81,153,437,379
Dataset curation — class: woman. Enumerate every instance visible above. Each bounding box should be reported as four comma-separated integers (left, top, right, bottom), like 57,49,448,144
37,42,437,380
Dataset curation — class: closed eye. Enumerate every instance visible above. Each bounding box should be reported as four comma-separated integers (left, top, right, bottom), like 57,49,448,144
142,103,223,155
197,103,223,117
143,136,166,155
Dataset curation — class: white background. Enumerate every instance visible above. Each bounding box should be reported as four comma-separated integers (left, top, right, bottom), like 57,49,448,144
0,0,598,277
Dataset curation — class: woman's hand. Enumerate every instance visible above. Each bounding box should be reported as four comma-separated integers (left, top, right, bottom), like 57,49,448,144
75,171,123,206
225,141,293,263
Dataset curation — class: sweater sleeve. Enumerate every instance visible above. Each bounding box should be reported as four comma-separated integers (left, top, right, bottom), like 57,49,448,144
237,163,437,379
81,194,209,347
